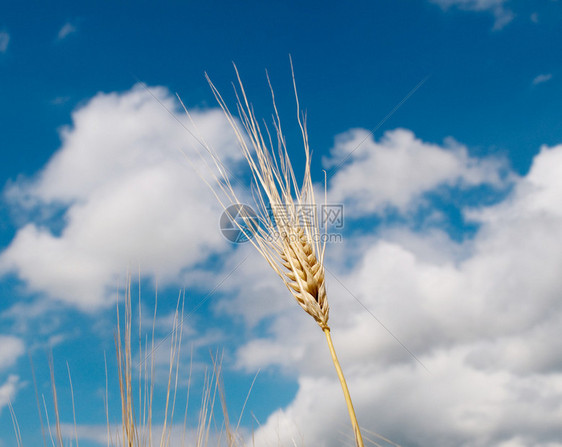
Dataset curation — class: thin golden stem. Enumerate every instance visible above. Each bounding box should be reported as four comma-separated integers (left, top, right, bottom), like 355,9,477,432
323,327,364,447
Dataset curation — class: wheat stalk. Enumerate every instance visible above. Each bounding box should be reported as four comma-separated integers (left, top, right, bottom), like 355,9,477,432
199,60,365,447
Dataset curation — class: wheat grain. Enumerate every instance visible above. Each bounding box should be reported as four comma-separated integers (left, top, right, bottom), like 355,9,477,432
280,227,329,329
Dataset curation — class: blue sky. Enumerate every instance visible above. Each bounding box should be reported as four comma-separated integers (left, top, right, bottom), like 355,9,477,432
1,1,562,446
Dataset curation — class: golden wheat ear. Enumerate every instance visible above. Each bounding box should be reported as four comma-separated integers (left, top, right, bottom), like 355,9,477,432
199,61,364,447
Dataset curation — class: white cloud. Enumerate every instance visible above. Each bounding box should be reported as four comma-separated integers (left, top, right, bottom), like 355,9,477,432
57,22,77,40
254,352,562,447
325,128,508,217
430,0,515,30
533,73,553,85
0,375,21,415
4,79,562,445
229,141,562,445
0,336,24,371
205,245,297,328
0,32,9,53
0,85,242,310
0,337,25,421
1,299,69,343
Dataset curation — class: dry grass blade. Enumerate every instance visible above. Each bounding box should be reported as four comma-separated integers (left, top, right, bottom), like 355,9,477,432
9,402,23,447
199,60,365,446
29,354,48,447
11,281,243,447
49,355,64,447
66,362,80,447
111,281,243,447
362,428,402,447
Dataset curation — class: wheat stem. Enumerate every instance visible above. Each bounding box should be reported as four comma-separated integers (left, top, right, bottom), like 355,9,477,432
323,327,364,447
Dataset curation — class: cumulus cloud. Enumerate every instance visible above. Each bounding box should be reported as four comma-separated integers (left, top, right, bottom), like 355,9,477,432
3,79,562,445
0,336,25,371
430,0,515,30
0,85,242,310
0,31,9,53
229,141,562,445
254,351,562,447
325,128,509,217
533,73,553,86
204,245,297,328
